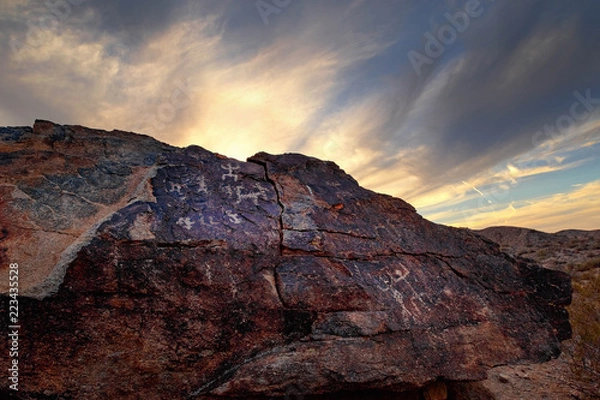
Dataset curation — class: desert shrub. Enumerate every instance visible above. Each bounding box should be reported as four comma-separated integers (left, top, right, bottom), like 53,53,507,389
575,257,600,272
567,270,600,398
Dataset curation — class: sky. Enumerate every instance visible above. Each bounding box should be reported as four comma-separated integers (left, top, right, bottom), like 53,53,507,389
0,0,599,233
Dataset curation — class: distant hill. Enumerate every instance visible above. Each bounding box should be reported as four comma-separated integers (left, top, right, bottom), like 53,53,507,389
476,226,600,273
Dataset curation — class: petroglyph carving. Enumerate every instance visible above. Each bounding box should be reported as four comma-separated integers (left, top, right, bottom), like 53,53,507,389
169,182,184,196
198,214,217,226
225,209,243,224
223,184,234,198
177,216,194,230
195,175,208,195
235,184,268,205
350,262,429,324
221,163,240,181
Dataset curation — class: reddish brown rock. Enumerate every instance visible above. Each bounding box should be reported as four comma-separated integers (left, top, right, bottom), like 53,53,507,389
0,121,571,399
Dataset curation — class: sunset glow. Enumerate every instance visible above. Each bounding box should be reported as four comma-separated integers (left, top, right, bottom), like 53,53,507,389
1,0,599,232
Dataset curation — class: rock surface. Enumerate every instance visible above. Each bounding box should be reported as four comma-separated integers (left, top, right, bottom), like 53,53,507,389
0,121,571,399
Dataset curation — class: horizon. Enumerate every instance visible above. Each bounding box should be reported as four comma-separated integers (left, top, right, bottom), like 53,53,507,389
1,0,599,233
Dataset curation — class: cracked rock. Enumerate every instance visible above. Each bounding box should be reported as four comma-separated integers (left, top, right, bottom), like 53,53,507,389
0,121,571,399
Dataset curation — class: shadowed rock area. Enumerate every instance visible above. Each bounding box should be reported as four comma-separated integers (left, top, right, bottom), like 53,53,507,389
0,121,571,399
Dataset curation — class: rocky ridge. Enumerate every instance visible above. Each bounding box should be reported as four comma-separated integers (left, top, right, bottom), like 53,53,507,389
478,226,600,273
0,121,572,399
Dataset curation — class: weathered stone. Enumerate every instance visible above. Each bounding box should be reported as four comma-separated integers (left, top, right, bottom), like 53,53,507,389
0,121,571,399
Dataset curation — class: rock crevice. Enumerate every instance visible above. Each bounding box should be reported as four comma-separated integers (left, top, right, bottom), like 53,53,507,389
247,157,286,257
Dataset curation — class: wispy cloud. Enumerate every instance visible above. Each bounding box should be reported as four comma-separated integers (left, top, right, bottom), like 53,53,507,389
0,0,599,231
451,180,600,232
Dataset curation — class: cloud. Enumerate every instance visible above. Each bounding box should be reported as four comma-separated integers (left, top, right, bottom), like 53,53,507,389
0,0,403,156
0,0,599,232
387,1,600,192
1,2,225,144
449,180,600,233
409,113,599,227
411,129,598,214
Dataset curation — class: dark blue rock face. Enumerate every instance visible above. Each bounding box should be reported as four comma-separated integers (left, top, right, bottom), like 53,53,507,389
101,148,281,252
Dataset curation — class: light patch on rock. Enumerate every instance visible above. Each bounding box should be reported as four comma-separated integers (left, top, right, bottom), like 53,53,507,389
10,186,32,200
177,216,194,230
129,213,156,240
17,165,161,299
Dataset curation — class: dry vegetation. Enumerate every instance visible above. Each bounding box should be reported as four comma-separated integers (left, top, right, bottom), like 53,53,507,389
566,259,600,399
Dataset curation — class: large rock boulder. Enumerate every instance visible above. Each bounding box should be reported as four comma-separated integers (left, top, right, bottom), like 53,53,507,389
0,121,571,399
